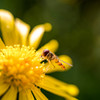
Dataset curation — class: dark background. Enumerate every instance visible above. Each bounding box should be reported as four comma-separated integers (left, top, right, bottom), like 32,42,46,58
0,0,100,100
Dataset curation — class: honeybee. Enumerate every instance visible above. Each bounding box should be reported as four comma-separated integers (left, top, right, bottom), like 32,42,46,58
41,49,72,70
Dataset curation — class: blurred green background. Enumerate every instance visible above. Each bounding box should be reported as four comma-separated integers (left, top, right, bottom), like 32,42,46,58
0,0,100,100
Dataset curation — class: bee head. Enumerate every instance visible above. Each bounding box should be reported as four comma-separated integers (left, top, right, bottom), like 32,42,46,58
42,49,50,57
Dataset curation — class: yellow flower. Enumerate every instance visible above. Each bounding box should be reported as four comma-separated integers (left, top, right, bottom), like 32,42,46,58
0,9,79,100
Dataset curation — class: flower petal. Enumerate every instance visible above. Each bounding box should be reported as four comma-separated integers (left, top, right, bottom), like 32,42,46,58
29,23,52,49
0,79,9,96
19,89,34,100
2,86,17,100
46,55,72,73
37,40,59,57
65,98,78,100
15,18,30,45
0,9,15,46
43,76,79,96
0,38,5,49
32,87,48,100
37,75,79,99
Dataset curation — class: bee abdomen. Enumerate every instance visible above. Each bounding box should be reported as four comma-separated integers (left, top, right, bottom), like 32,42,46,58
56,60,65,70
55,59,59,63
58,61,62,65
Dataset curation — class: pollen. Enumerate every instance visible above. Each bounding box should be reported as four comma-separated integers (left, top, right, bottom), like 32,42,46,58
0,45,46,91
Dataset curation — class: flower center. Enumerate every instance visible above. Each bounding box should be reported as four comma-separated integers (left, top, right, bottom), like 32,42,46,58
0,45,46,90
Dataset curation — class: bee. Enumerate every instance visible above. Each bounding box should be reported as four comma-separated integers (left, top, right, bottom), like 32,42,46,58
41,49,72,70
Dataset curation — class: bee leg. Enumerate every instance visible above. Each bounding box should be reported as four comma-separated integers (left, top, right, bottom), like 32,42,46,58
47,60,55,68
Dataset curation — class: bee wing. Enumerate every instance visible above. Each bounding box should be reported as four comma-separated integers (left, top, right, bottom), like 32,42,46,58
56,56,73,67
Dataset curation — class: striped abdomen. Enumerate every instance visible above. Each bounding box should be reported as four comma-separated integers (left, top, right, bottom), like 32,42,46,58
54,58,65,70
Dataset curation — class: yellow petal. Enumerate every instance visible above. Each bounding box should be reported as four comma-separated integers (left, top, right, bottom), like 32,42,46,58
15,18,30,45
37,40,59,57
19,89,34,100
37,75,79,99
2,86,17,100
29,23,52,49
32,87,48,100
0,38,5,49
0,9,15,46
0,79,9,96
46,55,72,73
45,75,79,96
65,98,78,100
